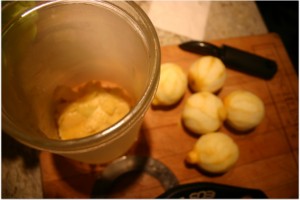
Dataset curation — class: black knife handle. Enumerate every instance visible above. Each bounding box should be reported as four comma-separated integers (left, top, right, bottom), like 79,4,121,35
220,45,277,80
157,182,268,199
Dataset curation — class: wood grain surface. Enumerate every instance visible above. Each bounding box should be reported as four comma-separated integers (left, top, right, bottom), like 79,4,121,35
39,33,298,198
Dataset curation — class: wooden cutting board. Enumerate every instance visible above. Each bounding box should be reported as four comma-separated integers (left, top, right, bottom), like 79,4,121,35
39,33,298,198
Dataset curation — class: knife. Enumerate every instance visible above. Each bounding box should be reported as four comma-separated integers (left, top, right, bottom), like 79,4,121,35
179,41,277,80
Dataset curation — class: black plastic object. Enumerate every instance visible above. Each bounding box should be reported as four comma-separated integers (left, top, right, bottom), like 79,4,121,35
179,41,277,80
157,182,268,199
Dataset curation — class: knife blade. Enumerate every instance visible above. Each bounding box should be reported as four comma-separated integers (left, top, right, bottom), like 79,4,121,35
179,41,277,80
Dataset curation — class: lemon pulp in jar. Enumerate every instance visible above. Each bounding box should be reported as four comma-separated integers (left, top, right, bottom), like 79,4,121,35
54,80,132,140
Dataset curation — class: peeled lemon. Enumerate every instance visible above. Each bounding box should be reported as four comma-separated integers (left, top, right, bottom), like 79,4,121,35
56,82,131,140
152,63,187,106
223,90,265,131
188,56,226,93
182,92,226,135
186,132,239,173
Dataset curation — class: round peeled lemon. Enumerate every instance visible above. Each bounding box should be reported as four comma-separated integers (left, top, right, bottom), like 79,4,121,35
223,90,265,131
152,63,187,106
182,92,226,135
188,56,226,93
186,132,239,173
56,82,131,140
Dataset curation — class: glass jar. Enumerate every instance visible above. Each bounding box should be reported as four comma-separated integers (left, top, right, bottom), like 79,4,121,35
2,1,160,164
